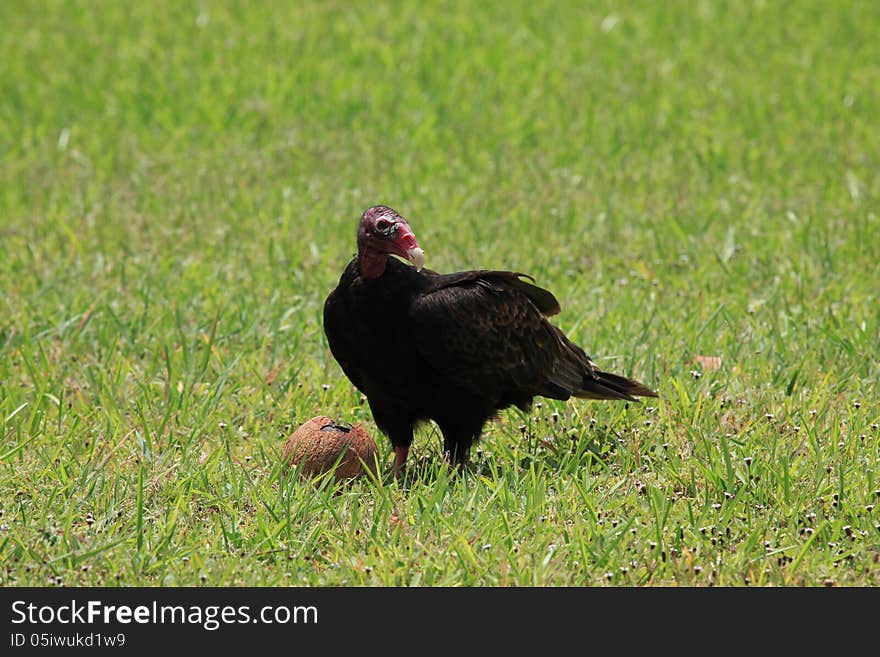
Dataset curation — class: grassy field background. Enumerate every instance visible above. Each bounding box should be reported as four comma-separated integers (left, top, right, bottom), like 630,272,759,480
1,0,878,586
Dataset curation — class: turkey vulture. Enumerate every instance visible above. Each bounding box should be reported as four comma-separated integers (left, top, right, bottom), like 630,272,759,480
323,205,657,473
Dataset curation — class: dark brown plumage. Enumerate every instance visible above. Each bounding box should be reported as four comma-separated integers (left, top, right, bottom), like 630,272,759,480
323,205,657,473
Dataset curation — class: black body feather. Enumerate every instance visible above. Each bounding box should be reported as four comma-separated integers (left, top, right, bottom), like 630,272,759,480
323,255,657,464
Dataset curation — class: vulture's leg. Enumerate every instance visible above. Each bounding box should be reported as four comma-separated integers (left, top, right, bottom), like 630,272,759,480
444,445,470,467
371,406,415,478
437,418,482,467
393,445,409,476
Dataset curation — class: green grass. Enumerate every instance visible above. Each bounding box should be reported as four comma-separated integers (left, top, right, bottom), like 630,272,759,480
1,0,878,587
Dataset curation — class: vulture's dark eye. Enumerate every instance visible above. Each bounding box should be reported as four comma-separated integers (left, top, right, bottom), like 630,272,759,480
375,218,395,234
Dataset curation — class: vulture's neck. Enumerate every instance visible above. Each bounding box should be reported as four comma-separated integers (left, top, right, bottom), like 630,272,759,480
358,248,388,280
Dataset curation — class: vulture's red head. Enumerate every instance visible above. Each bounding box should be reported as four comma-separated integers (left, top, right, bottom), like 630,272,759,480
357,205,425,279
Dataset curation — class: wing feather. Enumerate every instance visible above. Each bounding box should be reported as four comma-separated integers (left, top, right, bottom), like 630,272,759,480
410,272,578,400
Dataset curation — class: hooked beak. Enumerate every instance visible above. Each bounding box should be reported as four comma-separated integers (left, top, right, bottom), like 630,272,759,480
406,247,425,272
392,225,425,271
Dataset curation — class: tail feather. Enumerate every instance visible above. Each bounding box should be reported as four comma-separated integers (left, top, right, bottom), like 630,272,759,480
575,369,658,402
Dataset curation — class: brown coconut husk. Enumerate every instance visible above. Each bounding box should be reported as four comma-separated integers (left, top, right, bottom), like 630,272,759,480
282,415,378,482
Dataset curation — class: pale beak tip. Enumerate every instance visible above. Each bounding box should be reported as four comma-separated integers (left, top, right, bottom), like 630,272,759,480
407,247,425,272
